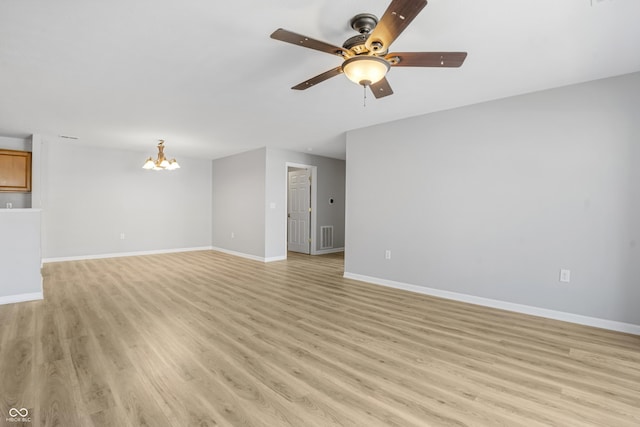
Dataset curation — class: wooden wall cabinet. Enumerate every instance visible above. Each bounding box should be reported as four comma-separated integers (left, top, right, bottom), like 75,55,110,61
0,149,32,192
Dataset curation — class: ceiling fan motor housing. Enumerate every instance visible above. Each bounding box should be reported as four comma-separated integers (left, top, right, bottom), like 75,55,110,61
342,34,369,54
345,14,387,55
350,13,378,34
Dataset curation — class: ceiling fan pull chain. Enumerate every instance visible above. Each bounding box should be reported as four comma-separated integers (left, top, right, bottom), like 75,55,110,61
363,85,367,107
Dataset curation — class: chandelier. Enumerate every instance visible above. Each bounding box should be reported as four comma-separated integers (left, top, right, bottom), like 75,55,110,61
142,140,180,171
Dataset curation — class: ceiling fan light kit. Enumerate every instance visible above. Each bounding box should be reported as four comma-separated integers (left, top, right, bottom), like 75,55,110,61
342,56,390,86
270,0,467,100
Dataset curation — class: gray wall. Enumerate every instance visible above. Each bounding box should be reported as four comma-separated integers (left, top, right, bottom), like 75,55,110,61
211,147,346,260
41,137,212,259
211,148,266,258
345,72,640,325
265,148,346,259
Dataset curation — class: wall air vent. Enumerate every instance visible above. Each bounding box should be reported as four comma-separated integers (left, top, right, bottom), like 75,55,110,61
320,226,334,249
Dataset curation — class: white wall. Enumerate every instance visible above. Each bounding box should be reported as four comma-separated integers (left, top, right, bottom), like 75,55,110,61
345,72,640,326
41,137,212,259
211,148,266,258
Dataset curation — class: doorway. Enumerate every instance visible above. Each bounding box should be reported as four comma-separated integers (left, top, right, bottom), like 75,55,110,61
285,163,317,256
287,167,311,254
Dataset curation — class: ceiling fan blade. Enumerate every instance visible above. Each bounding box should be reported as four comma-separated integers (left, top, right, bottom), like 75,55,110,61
292,67,344,90
370,78,394,99
386,52,467,67
365,0,427,52
271,28,346,57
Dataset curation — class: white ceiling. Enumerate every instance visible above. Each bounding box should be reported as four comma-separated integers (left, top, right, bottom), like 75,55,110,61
1,0,639,160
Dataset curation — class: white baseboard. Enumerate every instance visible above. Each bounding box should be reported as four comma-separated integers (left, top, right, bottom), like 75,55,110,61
314,247,345,255
343,272,640,336
211,247,285,263
42,246,214,263
213,247,342,262
0,292,44,306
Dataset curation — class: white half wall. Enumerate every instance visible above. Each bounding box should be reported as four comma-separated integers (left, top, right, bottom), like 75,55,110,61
345,72,640,326
0,209,42,303
40,137,213,259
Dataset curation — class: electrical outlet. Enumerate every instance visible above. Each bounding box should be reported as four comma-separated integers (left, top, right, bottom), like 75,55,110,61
231,232,235,239
559,269,571,283
385,250,391,260
120,233,125,240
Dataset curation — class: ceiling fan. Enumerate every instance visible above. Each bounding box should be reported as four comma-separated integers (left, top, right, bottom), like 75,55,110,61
270,0,467,99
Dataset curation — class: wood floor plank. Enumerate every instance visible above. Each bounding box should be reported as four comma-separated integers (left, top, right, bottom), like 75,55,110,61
90,407,133,427
127,348,230,427
0,303,17,349
35,302,65,365
108,368,173,427
1,250,639,426
37,359,92,427
0,335,36,424
5,302,36,341
67,335,116,415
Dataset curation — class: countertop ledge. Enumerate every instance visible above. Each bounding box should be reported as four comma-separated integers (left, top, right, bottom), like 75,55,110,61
0,208,42,212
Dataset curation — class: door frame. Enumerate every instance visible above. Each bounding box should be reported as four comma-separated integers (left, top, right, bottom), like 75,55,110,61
284,162,317,257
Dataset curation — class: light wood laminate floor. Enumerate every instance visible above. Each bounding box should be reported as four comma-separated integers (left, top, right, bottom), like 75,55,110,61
1,250,639,426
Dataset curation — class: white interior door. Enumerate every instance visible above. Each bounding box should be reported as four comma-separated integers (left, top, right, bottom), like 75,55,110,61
288,169,311,254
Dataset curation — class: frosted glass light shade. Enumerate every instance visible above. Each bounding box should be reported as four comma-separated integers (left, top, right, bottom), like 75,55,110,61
167,159,180,170
142,158,155,169
342,56,390,86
